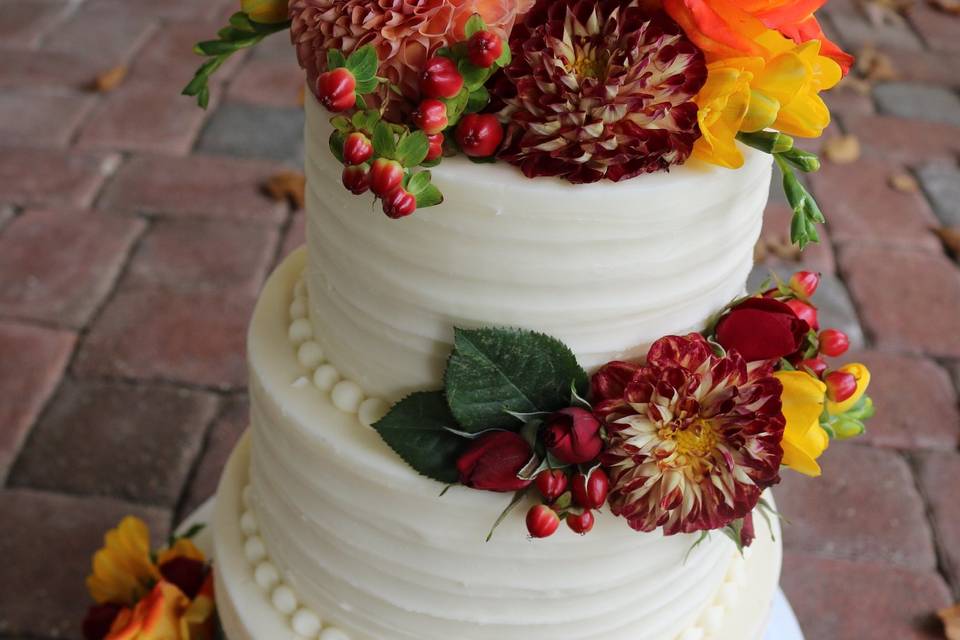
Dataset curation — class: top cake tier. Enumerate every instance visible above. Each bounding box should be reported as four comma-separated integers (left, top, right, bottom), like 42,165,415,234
303,95,772,401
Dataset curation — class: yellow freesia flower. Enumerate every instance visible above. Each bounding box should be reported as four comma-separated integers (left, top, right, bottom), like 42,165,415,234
775,370,828,477
692,58,762,169
827,362,871,415
241,0,289,24
87,517,160,606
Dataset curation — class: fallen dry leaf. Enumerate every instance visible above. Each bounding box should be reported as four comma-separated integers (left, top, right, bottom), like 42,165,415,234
855,45,898,82
91,65,127,93
938,603,960,639
929,0,960,14
263,171,306,210
934,227,960,258
823,135,862,164
888,172,919,193
860,0,914,24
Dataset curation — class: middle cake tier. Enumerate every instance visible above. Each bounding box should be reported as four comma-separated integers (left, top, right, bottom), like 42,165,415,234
303,95,773,401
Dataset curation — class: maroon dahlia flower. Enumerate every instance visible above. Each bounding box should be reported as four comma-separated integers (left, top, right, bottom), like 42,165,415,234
496,0,707,183
597,334,785,535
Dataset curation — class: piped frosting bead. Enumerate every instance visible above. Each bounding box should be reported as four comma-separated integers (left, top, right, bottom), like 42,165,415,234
291,609,323,637
718,582,740,608
244,536,266,563
358,398,389,427
318,628,351,640
289,297,308,320
298,341,325,369
294,279,307,298
678,627,705,640
254,562,280,591
701,605,725,633
272,584,298,615
331,380,364,413
241,485,252,509
240,510,258,535
289,318,313,345
313,364,341,392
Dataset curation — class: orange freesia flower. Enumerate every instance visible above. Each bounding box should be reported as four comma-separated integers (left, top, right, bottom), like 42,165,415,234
104,576,216,640
663,0,852,74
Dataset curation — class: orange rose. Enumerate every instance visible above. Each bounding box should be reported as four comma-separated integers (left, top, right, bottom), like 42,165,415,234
104,577,215,640
663,0,852,74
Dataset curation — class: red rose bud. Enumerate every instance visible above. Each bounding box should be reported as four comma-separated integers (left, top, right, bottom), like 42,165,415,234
526,504,560,538
342,131,373,165
456,431,533,492
789,270,821,298
341,163,370,195
412,99,448,135
571,468,610,510
455,113,503,158
382,187,417,219
785,298,819,331
316,67,356,112
426,132,444,162
798,357,828,378
818,328,850,357
370,158,404,197
420,56,463,99
591,360,640,404
825,370,858,403
535,469,568,502
715,297,809,362
542,407,603,465
566,510,595,535
467,30,503,68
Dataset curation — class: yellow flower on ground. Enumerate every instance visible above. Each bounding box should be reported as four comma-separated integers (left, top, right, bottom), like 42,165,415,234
241,0,289,24
826,362,871,415
87,517,160,606
775,369,828,477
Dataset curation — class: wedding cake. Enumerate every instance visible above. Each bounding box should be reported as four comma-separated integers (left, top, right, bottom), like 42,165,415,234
79,2,877,640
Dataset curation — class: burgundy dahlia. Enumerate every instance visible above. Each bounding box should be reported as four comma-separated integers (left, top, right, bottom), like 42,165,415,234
597,334,785,535
496,0,707,183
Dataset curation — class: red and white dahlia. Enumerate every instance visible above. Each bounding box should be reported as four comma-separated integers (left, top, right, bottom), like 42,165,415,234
594,334,785,535
496,0,707,183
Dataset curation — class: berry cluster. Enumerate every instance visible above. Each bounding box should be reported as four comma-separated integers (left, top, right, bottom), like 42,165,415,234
313,15,511,219
526,467,610,539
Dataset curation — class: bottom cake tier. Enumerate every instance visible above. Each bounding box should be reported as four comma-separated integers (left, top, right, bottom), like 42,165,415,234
212,248,783,640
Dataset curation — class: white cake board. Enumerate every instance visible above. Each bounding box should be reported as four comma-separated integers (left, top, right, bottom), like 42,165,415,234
180,499,804,640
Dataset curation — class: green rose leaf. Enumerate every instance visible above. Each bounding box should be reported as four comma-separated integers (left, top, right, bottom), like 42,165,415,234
444,327,589,432
464,14,487,38
372,391,466,483
345,45,378,81
397,130,430,168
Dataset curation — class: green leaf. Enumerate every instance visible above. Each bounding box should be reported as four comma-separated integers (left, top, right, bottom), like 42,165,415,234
229,12,256,32
444,327,589,432
372,391,466,483
736,130,794,154
355,77,380,95
465,85,490,114
457,58,491,92
351,109,380,133
406,170,432,196
780,147,821,173
414,183,443,208
331,115,352,133
329,130,346,163
372,121,397,159
327,49,347,71
396,131,430,168
464,14,487,38
495,40,512,67
442,89,471,128
346,44,379,82
195,37,259,55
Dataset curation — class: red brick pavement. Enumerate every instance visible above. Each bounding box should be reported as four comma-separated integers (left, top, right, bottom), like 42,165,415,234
0,2,958,639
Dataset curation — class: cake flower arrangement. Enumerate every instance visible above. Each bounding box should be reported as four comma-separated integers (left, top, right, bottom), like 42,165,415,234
80,518,216,640
187,0,850,247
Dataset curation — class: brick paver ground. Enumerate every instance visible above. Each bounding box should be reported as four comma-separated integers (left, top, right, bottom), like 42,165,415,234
0,2,958,639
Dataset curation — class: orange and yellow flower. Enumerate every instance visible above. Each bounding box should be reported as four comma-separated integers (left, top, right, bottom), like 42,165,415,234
87,517,160,606
775,369,828,477
104,576,215,640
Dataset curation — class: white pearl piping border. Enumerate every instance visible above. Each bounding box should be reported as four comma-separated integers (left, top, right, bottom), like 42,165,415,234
284,269,750,640
288,274,390,428
241,484,352,640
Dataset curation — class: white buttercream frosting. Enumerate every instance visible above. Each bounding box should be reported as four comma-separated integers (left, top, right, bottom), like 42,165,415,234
303,94,772,401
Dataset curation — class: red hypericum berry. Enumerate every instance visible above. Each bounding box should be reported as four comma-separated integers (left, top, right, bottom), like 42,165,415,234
571,468,610,510
785,298,819,331
566,510,595,535
341,163,370,195
370,158,404,197
789,270,821,299
526,504,560,539
467,30,503,68
316,68,356,112
824,370,858,403
798,357,828,378
420,56,463,99
382,187,417,219
412,99,448,135
818,328,850,357
425,132,444,162
535,469,568,502
455,113,503,158
342,132,373,165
